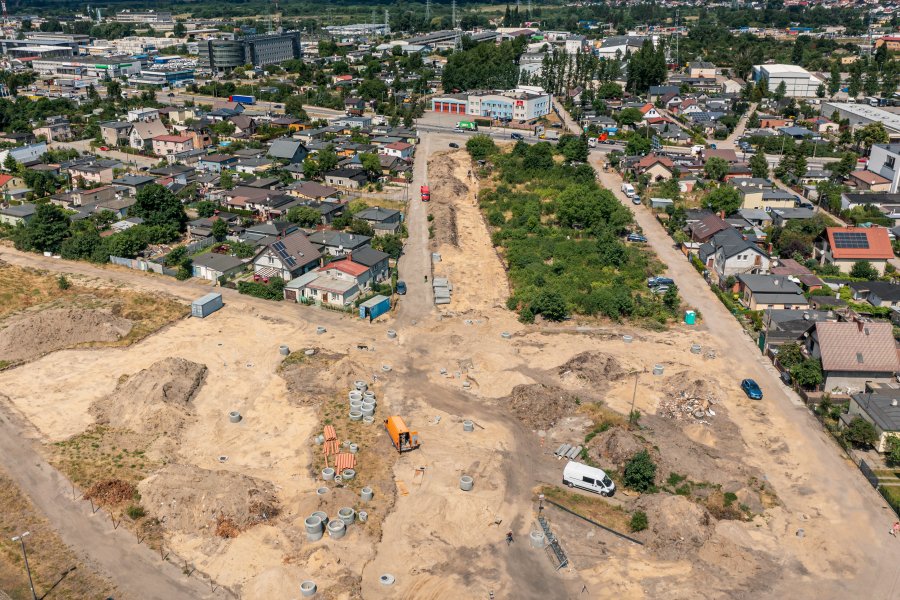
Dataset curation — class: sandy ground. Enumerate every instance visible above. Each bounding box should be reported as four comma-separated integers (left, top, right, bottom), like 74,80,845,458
1,135,898,598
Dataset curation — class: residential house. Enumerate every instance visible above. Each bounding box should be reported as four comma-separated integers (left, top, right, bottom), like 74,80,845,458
0,142,48,168
94,196,136,219
307,230,371,256
778,126,816,140
33,116,72,142
688,213,730,243
738,185,797,210
770,258,824,291
0,203,36,225
100,121,133,147
809,116,839,134
287,181,339,202
191,253,246,281
848,281,900,308
688,61,716,78
703,148,740,164
182,127,213,150
351,245,391,282
50,185,117,208
849,170,892,192
268,138,309,164
253,231,322,280
0,174,23,193
241,221,299,243
187,213,239,239
303,273,360,307
198,154,239,173
809,321,900,392
129,120,168,151
737,274,809,310
354,206,402,235
866,144,900,194
228,115,256,136
69,160,118,185
158,106,196,125
324,168,368,189
770,206,816,227
152,134,195,159
235,158,274,175
635,154,676,182
699,227,771,280
379,141,414,160
815,226,894,275
847,383,900,452
317,255,375,290
127,107,160,122
761,308,835,353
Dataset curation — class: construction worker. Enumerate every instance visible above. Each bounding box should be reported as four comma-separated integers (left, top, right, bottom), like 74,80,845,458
506,530,514,546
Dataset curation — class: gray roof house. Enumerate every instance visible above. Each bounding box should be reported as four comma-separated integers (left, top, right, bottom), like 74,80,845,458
0,203,36,225
847,383,900,452
354,206,402,234
350,245,391,281
253,230,322,280
737,274,809,310
191,253,246,281
267,138,309,164
307,230,371,256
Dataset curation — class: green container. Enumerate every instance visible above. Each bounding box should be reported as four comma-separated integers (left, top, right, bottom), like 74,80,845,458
684,310,696,325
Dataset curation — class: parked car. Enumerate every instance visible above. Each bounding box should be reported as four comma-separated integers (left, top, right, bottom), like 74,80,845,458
626,233,647,243
396,281,407,295
741,378,763,400
449,142,459,148
647,276,675,288
511,133,524,140
632,197,642,205
652,285,669,294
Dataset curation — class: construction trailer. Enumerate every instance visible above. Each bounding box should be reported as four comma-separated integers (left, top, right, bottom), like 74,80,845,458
384,416,420,453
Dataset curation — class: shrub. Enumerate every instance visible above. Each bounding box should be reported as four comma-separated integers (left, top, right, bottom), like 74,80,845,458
844,417,877,448
629,511,648,532
237,278,286,301
125,505,146,520
57,275,70,290
623,449,657,492
723,492,738,507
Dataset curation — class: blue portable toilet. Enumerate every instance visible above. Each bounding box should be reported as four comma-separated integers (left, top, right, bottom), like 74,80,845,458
684,310,696,325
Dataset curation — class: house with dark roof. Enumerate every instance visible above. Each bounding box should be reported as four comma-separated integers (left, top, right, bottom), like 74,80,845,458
761,308,836,353
0,203,36,225
847,383,900,453
814,226,894,276
198,154,239,173
267,138,309,164
848,281,900,308
689,214,730,243
112,174,156,197
191,252,246,281
699,227,771,282
351,245,391,282
252,231,322,280
307,230,371,256
287,181,339,202
324,168,368,189
354,206,402,235
737,274,808,310
808,321,900,392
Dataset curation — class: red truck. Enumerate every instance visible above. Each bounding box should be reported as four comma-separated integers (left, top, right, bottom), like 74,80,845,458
420,185,430,202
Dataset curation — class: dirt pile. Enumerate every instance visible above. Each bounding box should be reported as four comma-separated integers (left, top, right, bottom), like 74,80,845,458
83,479,136,506
505,384,579,430
558,352,626,389
280,351,364,406
586,427,646,469
0,308,132,363
635,493,715,559
90,357,207,436
138,464,279,536
427,153,465,248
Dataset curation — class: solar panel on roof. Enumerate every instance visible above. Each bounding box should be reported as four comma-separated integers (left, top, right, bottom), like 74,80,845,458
272,240,297,266
832,232,869,249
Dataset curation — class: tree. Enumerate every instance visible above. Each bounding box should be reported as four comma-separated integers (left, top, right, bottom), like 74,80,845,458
791,358,823,389
12,203,71,253
286,206,321,227
466,134,498,160
816,84,826,99
530,290,568,321
777,342,805,370
173,20,187,36
211,219,228,242
828,61,841,96
442,39,523,91
347,219,374,236
663,284,679,312
850,260,878,280
625,135,651,156
703,156,729,182
854,122,889,153
558,135,589,163
596,82,623,99
131,184,187,231
773,80,787,101
749,152,769,178
302,157,321,180
106,79,122,101
219,169,234,190
844,417,877,448
704,185,741,215
316,145,338,173
3,152,17,172
827,151,858,180
195,200,217,218
359,152,382,181
618,107,644,126
887,437,900,468
284,95,309,121
623,449,656,492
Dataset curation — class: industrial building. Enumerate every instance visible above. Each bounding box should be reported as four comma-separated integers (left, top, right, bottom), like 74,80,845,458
29,56,143,80
431,87,553,120
821,103,900,142
129,68,195,88
324,23,390,37
114,10,175,30
199,32,302,74
751,64,823,97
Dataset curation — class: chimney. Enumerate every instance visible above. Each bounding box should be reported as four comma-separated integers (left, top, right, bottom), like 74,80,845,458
857,319,864,332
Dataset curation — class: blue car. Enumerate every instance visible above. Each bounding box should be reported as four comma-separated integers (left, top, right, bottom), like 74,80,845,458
741,378,763,400
396,281,407,295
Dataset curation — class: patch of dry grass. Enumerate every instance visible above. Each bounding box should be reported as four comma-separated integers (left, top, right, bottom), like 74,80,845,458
49,425,159,491
539,485,632,532
0,468,116,600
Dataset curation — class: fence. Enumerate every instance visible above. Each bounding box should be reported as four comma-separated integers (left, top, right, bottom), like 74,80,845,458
183,236,216,254
109,256,178,277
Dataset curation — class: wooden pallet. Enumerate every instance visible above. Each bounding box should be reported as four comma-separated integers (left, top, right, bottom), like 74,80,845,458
395,479,409,496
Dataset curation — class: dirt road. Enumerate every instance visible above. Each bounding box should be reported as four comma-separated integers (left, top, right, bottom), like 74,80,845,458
0,405,224,600
592,156,900,598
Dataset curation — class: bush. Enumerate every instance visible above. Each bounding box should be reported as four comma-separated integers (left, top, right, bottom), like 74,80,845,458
57,275,70,290
237,278,285,301
466,134,498,160
629,511,648,532
125,505,146,520
844,417,877,449
723,492,738,507
623,449,657,492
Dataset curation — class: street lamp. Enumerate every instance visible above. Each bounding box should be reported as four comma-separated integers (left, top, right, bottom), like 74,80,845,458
11,531,37,600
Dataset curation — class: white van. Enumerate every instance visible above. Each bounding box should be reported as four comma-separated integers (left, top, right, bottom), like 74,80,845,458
621,183,635,198
562,461,616,497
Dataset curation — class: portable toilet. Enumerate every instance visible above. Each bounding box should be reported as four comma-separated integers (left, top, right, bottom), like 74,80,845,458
684,310,696,325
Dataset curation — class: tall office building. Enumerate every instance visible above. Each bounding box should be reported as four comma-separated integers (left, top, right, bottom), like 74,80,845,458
200,32,302,74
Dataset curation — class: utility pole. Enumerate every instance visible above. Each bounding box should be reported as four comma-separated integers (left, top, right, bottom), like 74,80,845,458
12,532,37,600
384,8,390,35
425,0,431,22
674,9,680,69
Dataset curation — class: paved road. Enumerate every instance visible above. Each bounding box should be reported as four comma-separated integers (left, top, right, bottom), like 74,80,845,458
0,405,225,600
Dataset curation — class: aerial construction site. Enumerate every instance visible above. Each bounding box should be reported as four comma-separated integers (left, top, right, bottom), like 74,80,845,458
0,145,897,600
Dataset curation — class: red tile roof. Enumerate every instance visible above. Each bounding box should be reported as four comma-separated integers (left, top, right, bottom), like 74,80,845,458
153,134,192,143
815,321,899,373
850,170,891,185
320,258,369,277
825,226,894,260
637,154,675,169
0,174,14,187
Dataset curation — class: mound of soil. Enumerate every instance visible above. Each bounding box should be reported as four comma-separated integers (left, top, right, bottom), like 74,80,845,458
586,427,646,469
280,351,363,407
635,493,715,559
83,479,136,506
664,371,720,403
90,357,207,436
558,352,626,389
505,384,579,430
138,464,278,536
0,308,132,363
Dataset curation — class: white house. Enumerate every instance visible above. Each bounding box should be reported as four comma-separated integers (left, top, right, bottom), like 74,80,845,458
867,144,900,194
379,141,414,159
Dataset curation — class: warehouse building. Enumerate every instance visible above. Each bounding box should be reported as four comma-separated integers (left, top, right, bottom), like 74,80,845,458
752,64,823,97
821,102,900,142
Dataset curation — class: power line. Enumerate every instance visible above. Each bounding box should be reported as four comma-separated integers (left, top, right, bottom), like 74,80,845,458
425,0,431,21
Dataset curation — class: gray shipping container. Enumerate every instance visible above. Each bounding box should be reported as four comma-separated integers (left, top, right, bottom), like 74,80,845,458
191,292,223,318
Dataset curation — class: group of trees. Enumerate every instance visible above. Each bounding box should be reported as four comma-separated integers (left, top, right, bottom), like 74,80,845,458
776,343,823,389
442,38,527,91
528,48,621,97
626,39,667,96
11,184,187,264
